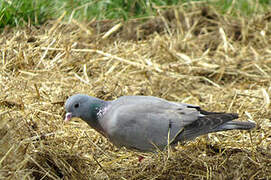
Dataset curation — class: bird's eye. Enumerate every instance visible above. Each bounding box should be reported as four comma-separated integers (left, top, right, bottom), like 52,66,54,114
74,103,79,108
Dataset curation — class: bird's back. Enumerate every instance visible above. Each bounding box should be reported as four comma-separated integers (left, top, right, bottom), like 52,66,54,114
98,96,255,152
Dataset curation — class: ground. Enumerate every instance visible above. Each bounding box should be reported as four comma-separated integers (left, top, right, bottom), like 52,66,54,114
0,6,271,180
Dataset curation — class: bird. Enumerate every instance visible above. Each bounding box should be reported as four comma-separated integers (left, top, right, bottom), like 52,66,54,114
64,94,256,152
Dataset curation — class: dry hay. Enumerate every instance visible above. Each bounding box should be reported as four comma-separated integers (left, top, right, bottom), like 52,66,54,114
1,5,271,180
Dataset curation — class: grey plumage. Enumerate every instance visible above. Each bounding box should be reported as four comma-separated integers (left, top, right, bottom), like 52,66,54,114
64,94,256,152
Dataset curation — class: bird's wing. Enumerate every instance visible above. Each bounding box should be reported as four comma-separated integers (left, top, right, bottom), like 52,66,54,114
102,96,207,151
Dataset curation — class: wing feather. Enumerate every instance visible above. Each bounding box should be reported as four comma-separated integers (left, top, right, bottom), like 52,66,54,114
101,96,240,151
102,97,201,151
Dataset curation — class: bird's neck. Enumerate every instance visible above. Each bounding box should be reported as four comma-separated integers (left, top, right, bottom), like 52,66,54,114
85,99,109,135
91,100,107,120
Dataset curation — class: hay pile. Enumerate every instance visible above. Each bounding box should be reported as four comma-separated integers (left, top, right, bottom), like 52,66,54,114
1,5,271,179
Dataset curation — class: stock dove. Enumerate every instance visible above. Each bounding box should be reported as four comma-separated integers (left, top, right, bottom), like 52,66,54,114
64,94,255,152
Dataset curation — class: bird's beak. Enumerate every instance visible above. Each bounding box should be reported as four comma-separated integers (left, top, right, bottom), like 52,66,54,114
65,112,73,122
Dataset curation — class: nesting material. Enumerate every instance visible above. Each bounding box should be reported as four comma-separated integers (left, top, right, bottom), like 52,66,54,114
0,6,271,179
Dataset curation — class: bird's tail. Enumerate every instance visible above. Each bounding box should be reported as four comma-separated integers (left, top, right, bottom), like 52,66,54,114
195,110,256,131
175,113,256,142
215,120,256,131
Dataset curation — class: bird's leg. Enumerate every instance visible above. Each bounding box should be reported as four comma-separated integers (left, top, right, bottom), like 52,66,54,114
138,155,144,162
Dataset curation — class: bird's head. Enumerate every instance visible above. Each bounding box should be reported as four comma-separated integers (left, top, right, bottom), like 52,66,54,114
64,94,92,122
64,94,106,123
